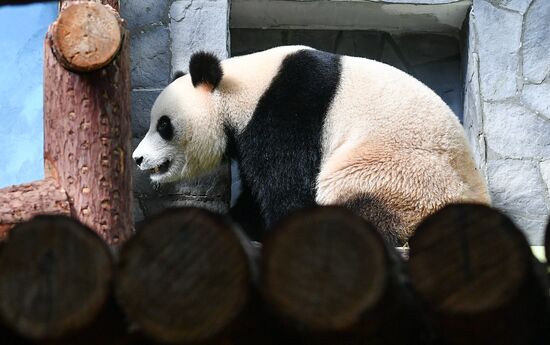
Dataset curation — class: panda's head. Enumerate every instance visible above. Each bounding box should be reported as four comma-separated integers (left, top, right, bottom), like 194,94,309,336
132,52,226,183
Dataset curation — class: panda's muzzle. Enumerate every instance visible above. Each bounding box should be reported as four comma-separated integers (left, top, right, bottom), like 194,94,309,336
149,160,171,175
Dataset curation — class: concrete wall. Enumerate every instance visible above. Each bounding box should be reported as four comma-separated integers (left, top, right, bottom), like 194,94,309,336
121,0,231,223
464,0,550,244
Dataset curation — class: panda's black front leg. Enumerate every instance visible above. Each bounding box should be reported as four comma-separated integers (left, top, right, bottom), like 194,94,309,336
229,177,266,241
245,158,320,232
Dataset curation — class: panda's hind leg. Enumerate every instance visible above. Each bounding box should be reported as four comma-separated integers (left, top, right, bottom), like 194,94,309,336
316,140,465,245
338,194,406,246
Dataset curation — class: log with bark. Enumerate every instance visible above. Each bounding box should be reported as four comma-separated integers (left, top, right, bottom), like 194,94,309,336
115,207,255,344
260,206,430,345
0,0,133,245
408,203,550,345
44,0,132,244
0,215,113,341
0,179,70,239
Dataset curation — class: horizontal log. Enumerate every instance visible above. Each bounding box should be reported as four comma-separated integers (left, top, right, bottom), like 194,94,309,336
50,1,122,72
0,215,113,340
408,203,550,345
0,178,70,238
261,206,428,344
115,207,254,344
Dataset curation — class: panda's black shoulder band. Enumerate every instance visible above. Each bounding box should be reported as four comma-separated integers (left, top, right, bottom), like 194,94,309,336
189,51,223,89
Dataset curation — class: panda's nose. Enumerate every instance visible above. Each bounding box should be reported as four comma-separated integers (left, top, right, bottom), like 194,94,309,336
134,156,143,166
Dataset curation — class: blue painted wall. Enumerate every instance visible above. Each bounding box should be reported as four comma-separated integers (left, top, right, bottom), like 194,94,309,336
0,3,58,188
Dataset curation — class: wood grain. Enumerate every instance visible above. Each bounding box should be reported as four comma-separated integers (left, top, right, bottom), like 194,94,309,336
44,11,133,244
0,215,112,340
261,206,428,344
408,203,550,345
50,1,122,72
115,207,252,344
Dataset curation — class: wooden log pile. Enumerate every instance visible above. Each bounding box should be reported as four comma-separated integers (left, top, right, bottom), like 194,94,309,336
0,204,548,344
0,0,132,245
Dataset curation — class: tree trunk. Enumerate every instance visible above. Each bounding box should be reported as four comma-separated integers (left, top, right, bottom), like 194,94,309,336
0,215,113,341
0,178,70,239
115,207,254,344
43,0,133,244
408,203,550,345
0,0,57,5
61,0,119,12
261,206,429,345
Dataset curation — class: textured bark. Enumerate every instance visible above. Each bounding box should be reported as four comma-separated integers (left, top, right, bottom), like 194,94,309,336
61,0,119,11
43,5,133,244
0,0,57,4
0,178,70,239
1,0,118,9
0,215,112,340
50,1,122,72
408,203,550,345
261,206,428,345
116,207,253,344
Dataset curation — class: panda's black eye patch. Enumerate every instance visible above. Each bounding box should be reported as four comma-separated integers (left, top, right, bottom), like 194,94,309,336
157,116,174,141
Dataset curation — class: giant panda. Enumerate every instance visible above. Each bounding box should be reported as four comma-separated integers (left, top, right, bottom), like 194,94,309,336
132,46,490,245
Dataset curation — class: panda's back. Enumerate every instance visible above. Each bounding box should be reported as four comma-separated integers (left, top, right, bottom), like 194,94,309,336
321,55,464,162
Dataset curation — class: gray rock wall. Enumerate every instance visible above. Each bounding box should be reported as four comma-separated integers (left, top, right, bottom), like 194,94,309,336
464,0,550,244
121,0,231,223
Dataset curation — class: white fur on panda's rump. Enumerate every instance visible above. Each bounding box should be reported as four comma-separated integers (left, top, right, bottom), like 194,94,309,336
316,55,490,241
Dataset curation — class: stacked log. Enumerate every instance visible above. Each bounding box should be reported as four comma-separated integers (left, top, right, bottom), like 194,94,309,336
408,203,550,345
260,206,430,345
115,207,255,344
0,215,115,343
0,205,549,343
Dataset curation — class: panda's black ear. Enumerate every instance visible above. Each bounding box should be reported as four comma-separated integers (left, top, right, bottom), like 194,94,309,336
189,51,223,90
171,70,185,82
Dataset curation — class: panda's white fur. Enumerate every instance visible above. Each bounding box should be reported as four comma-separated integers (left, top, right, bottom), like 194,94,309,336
133,46,490,244
316,55,490,240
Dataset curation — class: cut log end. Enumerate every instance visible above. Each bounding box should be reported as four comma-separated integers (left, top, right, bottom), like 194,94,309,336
0,215,112,340
115,207,250,344
262,206,387,331
408,203,530,314
50,1,122,72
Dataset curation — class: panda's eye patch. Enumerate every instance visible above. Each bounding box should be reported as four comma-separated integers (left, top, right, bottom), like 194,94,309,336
156,116,174,141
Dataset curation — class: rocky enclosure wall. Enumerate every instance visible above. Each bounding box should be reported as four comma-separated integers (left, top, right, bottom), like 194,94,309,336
464,0,550,244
